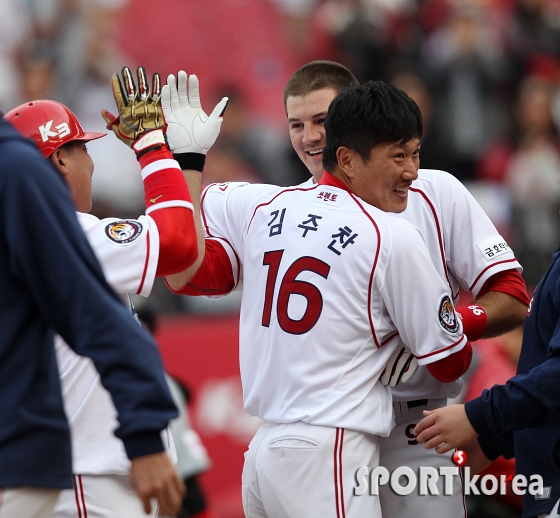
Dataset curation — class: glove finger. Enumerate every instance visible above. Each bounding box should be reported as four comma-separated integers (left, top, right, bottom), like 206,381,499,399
151,72,162,101
399,356,418,384
137,66,149,100
110,73,128,110
161,85,172,117
390,353,411,388
209,97,229,120
177,70,189,107
121,66,137,102
101,108,118,129
188,74,201,109
167,74,181,111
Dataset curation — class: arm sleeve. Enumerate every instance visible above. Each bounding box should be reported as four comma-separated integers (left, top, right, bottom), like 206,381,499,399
169,238,239,296
1,142,177,458
477,268,530,306
477,431,516,461
138,147,198,277
380,216,469,381
433,171,523,297
463,350,560,437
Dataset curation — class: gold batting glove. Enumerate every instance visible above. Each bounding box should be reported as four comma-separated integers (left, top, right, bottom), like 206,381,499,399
101,66,167,156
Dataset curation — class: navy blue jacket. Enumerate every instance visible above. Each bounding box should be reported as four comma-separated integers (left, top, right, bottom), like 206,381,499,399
0,118,178,489
466,246,560,517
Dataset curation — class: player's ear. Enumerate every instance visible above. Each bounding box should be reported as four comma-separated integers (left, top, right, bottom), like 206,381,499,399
50,148,70,177
336,146,357,178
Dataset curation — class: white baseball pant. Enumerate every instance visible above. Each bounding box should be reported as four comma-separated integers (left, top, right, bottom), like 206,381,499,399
242,421,381,518
0,487,59,518
379,397,466,518
52,474,158,518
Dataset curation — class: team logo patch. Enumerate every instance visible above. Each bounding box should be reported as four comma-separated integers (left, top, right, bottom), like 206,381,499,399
438,295,459,334
105,220,142,244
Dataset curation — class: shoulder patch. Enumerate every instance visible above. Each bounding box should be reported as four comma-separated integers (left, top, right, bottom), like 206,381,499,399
439,295,460,334
476,235,512,261
105,220,143,244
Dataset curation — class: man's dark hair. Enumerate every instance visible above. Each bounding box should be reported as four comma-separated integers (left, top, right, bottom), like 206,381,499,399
322,81,423,172
283,60,359,109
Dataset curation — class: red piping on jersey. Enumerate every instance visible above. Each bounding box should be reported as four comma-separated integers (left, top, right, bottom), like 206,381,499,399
381,331,399,346
469,259,519,293
348,192,382,347
409,187,455,296
199,187,242,291
334,428,346,518
319,172,382,346
416,336,465,360
200,183,218,238
246,184,319,233
136,230,150,295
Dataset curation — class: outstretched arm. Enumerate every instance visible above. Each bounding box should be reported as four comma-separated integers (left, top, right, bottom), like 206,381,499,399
158,71,228,290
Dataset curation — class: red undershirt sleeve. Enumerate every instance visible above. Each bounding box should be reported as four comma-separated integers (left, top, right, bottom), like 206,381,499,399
167,239,236,296
477,269,530,306
137,147,198,276
426,341,473,383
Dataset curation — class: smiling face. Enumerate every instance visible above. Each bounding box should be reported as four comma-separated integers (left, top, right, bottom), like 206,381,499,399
341,138,421,212
286,87,338,182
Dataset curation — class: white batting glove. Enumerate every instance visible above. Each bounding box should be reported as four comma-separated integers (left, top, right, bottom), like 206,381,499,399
380,344,418,387
161,71,228,160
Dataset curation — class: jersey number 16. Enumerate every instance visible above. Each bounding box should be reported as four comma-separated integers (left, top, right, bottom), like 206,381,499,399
262,250,330,335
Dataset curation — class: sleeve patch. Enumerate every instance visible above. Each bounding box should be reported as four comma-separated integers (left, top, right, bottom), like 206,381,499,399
476,235,512,261
105,220,143,244
439,295,459,334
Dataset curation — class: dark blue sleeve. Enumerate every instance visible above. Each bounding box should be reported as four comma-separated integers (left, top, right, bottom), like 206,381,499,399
464,354,560,437
476,431,515,461
0,139,178,458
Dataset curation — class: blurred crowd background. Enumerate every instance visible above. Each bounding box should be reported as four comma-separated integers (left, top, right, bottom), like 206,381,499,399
4,0,560,296
2,0,560,516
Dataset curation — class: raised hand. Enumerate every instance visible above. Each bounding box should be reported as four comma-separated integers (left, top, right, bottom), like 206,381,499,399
162,71,227,163
101,66,166,155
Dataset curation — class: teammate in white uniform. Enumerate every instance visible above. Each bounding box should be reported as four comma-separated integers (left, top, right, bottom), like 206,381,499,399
164,79,473,517
287,61,529,517
4,66,224,518
165,62,529,517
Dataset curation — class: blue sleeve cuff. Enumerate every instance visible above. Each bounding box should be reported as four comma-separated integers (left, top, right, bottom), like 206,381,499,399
477,432,515,460
121,430,165,460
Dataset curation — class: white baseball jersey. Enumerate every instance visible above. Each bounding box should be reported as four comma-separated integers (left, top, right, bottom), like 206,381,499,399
55,212,174,475
391,169,522,401
199,179,467,437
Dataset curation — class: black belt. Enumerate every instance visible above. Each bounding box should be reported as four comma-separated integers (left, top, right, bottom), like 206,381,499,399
405,399,429,409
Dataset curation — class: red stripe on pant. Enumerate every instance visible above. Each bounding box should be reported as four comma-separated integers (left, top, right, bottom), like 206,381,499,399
334,428,346,518
73,475,88,518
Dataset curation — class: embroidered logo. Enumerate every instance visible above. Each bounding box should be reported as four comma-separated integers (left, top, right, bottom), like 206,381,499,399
105,220,142,244
149,194,164,204
439,295,459,334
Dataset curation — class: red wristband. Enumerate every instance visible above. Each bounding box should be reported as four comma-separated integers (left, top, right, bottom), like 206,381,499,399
457,305,487,341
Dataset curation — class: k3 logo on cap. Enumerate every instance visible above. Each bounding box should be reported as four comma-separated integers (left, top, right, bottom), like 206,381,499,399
105,220,142,244
438,295,459,334
39,120,70,142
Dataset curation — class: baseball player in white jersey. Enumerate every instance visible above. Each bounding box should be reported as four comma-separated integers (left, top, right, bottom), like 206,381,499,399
286,61,529,516
163,78,474,517
4,66,225,518
164,62,529,517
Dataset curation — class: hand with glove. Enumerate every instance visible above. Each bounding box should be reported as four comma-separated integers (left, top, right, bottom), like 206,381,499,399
101,66,167,157
380,343,418,387
161,70,228,172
